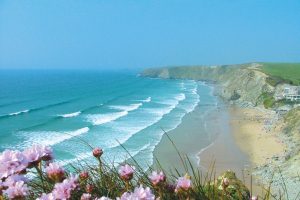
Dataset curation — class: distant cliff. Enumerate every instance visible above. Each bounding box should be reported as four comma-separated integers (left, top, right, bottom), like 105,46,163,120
141,63,273,107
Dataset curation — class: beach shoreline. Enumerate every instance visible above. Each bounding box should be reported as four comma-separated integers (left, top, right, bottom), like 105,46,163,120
153,84,287,195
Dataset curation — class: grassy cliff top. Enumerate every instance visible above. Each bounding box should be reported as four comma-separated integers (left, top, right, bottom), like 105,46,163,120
142,62,300,86
258,63,300,85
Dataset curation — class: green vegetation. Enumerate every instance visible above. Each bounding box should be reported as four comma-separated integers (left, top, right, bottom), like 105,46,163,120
259,92,275,109
259,63,300,86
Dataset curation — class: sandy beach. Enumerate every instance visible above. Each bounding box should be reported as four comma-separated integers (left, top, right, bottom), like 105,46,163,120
229,106,286,167
153,101,251,178
153,98,287,195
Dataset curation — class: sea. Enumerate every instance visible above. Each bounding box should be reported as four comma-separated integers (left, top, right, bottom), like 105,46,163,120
0,70,217,169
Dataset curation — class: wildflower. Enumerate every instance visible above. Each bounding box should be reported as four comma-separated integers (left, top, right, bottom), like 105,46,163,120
45,163,65,182
0,150,28,179
51,175,79,199
23,145,42,167
81,193,92,200
3,174,28,188
148,171,166,186
175,174,192,193
118,164,135,181
3,181,28,199
92,147,103,158
79,171,89,180
86,184,94,193
251,196,258,200
118,185,155,200
221,177,230,189
95,197,112,200
39,145,53,161
36,193,56,200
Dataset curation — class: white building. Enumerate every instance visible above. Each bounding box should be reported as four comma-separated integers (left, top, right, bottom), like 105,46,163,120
283,86,300,101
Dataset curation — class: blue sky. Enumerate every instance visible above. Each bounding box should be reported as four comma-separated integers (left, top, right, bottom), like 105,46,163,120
1,0,300,69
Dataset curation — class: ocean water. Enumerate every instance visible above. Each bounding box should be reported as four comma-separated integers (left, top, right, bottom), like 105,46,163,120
0,70,217,169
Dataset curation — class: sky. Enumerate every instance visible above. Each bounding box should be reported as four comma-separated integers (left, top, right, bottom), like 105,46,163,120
0,0,300,69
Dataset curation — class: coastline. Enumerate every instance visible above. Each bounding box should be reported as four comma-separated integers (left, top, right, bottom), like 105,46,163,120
152,90,252,178
152,84,287,194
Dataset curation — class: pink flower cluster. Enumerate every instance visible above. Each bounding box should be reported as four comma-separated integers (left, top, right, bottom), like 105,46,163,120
148,171,166,186
1,174,29,199
46,163,65,182
0,145,53,199
118,164,135,181
118,185,155,200
37,175,79,200
175,174,192,193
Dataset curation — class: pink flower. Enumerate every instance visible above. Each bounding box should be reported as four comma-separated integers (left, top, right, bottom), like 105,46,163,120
93,147,103,158
36,193,56,200
79,171,89,180
95,197,112,200
3,181,28,199
118,185,155,200
175,174,192,192
0,150,28,179
39,145,53,161
86,184,93,193
23,145,53,167
118,164,135,181
3,174,28,188
80,193,92,200
148,171,166,186
45,163,65,182
51,175,79,199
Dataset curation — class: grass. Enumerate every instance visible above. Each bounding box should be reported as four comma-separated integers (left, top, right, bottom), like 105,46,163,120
259,63,300,86
13,135,300,199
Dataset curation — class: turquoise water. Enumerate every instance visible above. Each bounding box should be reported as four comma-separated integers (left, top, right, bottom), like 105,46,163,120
0,70,217,169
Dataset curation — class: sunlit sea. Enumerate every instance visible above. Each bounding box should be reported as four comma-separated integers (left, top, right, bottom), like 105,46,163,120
0,70,217,169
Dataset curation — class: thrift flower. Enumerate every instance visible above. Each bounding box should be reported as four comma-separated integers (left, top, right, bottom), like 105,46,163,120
175,174,192,193
3,174,28,188
79,171,89,180
0,150,28,179
148,171,166,186
80,193,92,200
118,185,155,200
36,193,56,200
45,163,65,182
3,181,28,199
118,164,135,181
86,184,93,193
92,148,103,158
51,175,79,199
95,197,112,200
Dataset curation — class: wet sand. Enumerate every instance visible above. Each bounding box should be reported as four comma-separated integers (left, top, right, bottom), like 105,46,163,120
153,102,251,179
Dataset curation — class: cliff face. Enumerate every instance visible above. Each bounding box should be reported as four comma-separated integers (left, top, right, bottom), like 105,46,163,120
141,64,273,107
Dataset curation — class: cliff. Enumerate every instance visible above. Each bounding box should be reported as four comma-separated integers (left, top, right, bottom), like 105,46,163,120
141,63,273,107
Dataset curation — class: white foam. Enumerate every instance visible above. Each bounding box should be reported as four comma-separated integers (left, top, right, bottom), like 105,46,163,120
86,111,128,126
9,110,29,116
175,93,186,101
141,97,151,102
18,127,89,148
109,103,142,112
59,111,81,118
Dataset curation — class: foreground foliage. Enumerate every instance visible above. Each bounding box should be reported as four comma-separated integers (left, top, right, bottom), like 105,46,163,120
0,143,298,200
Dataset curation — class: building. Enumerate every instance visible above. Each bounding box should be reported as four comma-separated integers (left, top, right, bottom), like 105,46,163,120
283,86,300,101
